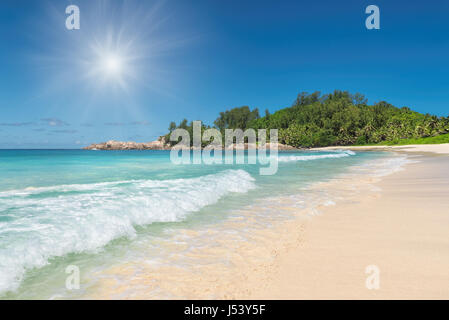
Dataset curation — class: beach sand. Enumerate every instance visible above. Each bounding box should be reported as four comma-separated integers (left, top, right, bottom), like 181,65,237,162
313,143,449,155
246,152,449,299
88,145,449,300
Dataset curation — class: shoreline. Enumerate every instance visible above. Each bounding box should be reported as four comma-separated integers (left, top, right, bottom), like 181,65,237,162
246,152,449,299
84,147,449,299
311,143,449,155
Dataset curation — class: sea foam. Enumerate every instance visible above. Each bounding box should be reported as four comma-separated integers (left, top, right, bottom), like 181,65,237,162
277,150,355,162
0,169,255,294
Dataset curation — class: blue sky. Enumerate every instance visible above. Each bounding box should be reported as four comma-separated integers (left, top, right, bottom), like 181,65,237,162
0,0,448,148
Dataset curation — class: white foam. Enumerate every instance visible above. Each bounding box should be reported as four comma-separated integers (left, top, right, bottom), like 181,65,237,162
277,150,356,162
350,155,417,177
0,169,255,294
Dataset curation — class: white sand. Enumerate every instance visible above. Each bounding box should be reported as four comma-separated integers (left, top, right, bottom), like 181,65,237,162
313,143,449,155
248,154,449,299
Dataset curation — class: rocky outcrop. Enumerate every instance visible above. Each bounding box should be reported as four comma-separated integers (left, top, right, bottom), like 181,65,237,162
83,136,170,150
84,137,297,151
225,143,298,151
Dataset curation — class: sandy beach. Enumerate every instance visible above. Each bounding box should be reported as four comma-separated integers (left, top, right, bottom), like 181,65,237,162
247,150,449,299
83,144,449,300
240,145,449,299
313,143,449,155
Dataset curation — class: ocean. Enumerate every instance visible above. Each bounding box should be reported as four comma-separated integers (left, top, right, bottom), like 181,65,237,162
0,149,409,299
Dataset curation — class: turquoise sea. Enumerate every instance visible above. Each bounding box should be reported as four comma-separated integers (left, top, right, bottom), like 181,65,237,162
0,149,408,299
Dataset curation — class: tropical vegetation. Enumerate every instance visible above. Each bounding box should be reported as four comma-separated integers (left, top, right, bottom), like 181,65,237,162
166,91,449,148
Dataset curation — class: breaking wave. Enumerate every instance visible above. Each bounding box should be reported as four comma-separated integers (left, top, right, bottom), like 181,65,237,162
0,169,255,294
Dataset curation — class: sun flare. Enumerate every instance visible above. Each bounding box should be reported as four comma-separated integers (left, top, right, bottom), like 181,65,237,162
103,55,122,75
88,49,130,89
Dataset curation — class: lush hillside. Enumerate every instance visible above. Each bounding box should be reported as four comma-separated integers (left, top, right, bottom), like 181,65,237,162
167,91,449,148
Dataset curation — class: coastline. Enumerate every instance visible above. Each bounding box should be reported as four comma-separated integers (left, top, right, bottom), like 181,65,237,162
246,152,449,299
83,145,449,299
312,143,449,155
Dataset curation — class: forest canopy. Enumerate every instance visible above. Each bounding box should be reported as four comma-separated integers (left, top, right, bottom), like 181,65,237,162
166,91,449,148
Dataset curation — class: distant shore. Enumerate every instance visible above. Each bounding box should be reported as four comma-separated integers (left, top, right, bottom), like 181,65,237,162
83,139,298,151
84,139,449,154
83,138,170,150
312,143,449,155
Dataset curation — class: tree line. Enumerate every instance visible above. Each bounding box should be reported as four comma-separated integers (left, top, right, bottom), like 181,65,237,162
166,91,449,148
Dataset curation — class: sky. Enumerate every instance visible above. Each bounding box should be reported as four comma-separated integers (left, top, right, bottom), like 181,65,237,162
0,0,448,148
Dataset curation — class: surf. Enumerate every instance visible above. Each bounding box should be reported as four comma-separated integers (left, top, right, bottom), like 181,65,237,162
0,169,255,294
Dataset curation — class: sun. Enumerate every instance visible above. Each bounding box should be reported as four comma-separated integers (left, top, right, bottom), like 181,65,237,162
87,50,129,89
102,55,122,76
